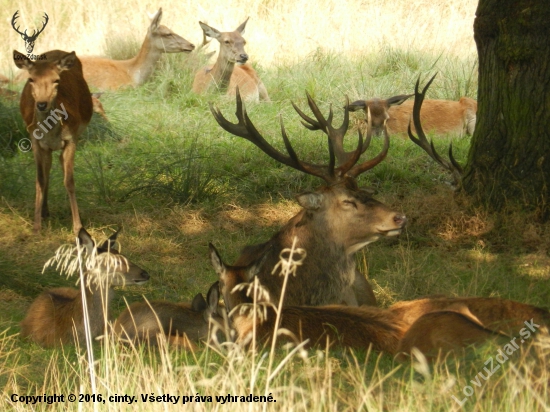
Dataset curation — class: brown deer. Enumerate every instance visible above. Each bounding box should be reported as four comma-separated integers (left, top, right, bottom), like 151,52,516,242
211,90,407,307
192,18,270,102
20,228,150,347
210,243,405,352
348,95,477,137
14,49,93,234
78,8,195,91
114,282,222,349
396,311,507,361
389,296,550,336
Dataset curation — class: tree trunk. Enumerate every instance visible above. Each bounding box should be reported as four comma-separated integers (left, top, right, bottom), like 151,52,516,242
463,0,550,219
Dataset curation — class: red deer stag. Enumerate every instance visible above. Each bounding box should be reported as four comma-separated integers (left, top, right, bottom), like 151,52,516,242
210,243,405,352
193,18,270,102
114,282,222,349
20,228,150,347
210,90,407,307
14,50,93,234
79,8,195,90
349,94,477,137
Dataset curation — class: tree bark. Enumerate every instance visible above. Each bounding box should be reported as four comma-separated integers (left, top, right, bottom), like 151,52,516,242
463,0,550,219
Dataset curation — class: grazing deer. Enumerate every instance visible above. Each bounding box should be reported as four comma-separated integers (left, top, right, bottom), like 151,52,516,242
78,8,195,91
210,243,405,352
396,311,506,361
20,228,150,347
114,282,222,349
348,95,477,137
211,91,406,307
14,49,93,234
389,296,550,336
192,18,270,102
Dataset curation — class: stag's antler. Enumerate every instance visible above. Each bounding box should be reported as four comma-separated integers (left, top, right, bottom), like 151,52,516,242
408,74,463,186
12,11,49,53
209,88,389,185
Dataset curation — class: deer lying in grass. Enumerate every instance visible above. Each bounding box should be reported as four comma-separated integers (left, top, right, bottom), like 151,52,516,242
20,228,150,347
211,90,406,307
396,311,507,361
390,296,550,336
193,18,270,102
210,243,405,352
79,8,195,91
114,282,222,349
14,49,93,234
348,94,477,137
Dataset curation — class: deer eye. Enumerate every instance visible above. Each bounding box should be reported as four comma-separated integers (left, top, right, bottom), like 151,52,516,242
343,199,357,209
224,40,230,44
53,79,60,84
28,78,34,83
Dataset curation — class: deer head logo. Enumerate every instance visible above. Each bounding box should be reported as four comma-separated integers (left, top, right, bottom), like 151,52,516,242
11,10,49,54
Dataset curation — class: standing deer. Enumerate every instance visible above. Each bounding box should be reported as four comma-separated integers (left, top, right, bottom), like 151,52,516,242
11,10,49,54
348,95,477,137
14,49,92,234
193,18,270,102
114,282,222,349
210,243,405,352
210,91,407,307
20,228,150,347
78,8,195,90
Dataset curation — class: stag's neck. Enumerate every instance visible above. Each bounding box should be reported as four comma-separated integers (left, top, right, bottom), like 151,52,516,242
209,55,235,91
127,35,163,86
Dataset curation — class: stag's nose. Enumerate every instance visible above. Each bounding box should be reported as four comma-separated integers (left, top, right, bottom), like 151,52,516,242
239,54,249,62
394,214,407,227
36,102,48,111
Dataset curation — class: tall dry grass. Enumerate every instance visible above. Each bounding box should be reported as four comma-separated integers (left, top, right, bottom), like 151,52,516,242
2,0,477,75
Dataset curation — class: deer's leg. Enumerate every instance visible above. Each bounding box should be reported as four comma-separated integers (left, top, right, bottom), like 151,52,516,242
60,141,82,235
33,143,52,232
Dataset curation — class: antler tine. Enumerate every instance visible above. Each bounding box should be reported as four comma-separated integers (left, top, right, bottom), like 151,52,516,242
11,10,25,36
408,74,463,185
346,117,389,178
210,88,337,183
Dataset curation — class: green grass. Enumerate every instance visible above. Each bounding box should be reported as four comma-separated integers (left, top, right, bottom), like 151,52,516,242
1,48,549,411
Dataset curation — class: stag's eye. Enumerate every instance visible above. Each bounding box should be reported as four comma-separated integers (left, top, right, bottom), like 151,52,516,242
343,199,357,209
224,40,230,44
28,78,34,83
53,80,60,85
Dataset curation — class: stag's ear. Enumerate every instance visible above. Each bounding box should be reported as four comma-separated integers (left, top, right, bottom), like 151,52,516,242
149,8,162,31
347,100,367,112
98,229,120,251
13,50,33,71
296,192,324,210
77,228,96,256
386,94,413,107
209,243,227,280
192,293,208,312
199,21,221,40
56,51,76,72
236,17,249,34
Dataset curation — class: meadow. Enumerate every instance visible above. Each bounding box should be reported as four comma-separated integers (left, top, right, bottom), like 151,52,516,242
1,0,550,410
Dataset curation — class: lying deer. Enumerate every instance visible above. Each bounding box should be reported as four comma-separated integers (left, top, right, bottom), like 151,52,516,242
211,90,406,307
79,8,195,90
20,228,150,347
114,282,222,349
390,296,550,336
193,18,270,102
14,49,93,234
348,94,477,137
210,243,405,352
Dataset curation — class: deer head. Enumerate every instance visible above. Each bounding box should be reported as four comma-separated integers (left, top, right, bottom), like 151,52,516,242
12,10,49,54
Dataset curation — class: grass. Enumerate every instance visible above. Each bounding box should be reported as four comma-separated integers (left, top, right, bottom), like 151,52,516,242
1,0,550,410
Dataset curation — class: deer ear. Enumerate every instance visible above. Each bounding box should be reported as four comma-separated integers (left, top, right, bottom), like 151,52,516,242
347,100,367,112
191,293,208,312
199,21,221,40
57,51,76,72
236,17,249,34
296,192,324,210
386,94,413,107
209,243,227,280
205,281,220,312
77,228,96,256
149,8,162,31
13,50,33,71
98,229,120,251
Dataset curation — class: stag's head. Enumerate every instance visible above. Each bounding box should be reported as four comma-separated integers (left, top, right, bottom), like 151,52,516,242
11,11,49,54
199,18,250,64
210,89,407,253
